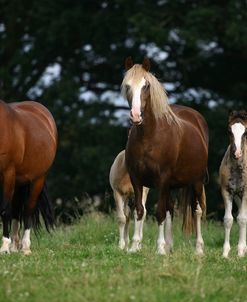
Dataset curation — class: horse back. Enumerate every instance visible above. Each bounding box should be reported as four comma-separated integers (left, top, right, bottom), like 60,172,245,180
10,101,57,143
109,150,133,196
1,101,57,182
171,104,209,148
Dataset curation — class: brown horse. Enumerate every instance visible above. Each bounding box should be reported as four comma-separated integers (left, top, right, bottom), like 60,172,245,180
122,58,209,255
220,110,247,257
0,100,57,254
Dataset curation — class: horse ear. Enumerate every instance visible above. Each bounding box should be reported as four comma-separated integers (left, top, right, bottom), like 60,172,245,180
125,57,134,70
240,110,247,120
142,57,150,71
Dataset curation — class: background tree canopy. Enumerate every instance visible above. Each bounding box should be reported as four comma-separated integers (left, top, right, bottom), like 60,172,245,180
1,0,246,219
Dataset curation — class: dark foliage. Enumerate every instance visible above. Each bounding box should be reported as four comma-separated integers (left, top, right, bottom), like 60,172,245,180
1,0,246,220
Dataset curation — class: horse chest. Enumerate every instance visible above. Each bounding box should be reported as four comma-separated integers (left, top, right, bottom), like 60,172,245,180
227,164,245,196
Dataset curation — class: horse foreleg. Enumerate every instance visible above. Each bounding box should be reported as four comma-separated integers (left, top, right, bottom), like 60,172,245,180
222,189,233,258
129,188,147,253
114,191,127,250
193,183,206,256
129,184,143,252
237,194,247,257
156,188,169,255
139,187,149,242
22,176,45,255
0,167,16,254
165,210,173,254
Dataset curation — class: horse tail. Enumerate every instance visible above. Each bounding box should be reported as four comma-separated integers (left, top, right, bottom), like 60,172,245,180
201,185,207,219
15,182,55,234
203,169,209,185
32,182,55,234
179,186,195,235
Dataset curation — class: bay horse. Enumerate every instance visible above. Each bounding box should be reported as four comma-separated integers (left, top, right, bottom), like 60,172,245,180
0,100,57,255
220,110,247,258
109,150,149,251
122,58,209,255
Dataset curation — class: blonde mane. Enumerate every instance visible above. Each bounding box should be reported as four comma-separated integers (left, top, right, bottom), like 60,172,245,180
121,64,180,125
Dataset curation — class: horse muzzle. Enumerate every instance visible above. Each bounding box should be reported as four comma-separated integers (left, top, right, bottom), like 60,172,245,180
235,149,242,159
130,109,143,125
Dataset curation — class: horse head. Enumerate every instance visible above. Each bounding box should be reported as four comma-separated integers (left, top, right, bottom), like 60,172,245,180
122,57,151,125
228,110,247,160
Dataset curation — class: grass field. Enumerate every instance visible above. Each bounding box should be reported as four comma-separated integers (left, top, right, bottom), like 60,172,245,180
0,213,246,302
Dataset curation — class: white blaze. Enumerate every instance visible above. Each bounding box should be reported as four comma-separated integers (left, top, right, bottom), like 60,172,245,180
128,77,146,123
231,123,245,159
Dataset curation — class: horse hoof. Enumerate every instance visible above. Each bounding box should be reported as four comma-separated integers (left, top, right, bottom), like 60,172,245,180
157,248,166,255
22,249,32,256
118,242,125,250
10,246,19,253
128,242,141,253
0,248,10,254
195,249,204,256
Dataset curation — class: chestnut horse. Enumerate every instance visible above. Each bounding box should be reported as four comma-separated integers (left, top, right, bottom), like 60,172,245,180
109,150,149,251
0,100,57,254
220,110,247,258
122,58,209,255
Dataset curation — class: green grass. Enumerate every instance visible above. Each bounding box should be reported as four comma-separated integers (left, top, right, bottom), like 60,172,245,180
0,213,246,302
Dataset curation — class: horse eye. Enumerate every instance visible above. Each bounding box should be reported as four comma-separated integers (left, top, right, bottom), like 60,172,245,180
125,84,130,91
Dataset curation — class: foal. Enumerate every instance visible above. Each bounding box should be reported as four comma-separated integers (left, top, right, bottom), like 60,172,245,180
110,150,149,251
220,110,247,257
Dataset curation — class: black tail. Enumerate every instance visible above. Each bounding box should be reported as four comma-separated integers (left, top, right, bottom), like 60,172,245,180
31,182,55,234
14,182,55,234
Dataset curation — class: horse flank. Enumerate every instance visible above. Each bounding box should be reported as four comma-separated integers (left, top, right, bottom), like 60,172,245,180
121,64,181,126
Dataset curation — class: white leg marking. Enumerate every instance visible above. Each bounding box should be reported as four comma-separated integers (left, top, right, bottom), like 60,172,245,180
165,211,173,254
157,221,166,255
129,187,148,253
114,191,127,250
0,237,11,254
124,202,131,248
10,219,20,252
237,197,247,257
21,229,31,255
195,204,204,256
222,190,233,258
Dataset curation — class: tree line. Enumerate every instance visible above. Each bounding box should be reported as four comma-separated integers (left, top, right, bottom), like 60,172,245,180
1,0,246,220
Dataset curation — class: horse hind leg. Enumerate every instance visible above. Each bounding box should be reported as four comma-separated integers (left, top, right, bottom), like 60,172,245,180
21,176,45,255
10,186,25,252
10,220,20,252
0,167,16,254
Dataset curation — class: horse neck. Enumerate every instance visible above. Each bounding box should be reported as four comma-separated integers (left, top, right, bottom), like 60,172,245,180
138,98,171,137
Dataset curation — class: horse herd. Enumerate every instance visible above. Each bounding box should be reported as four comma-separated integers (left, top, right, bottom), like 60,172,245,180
0,58,245,258
110,58,247,258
